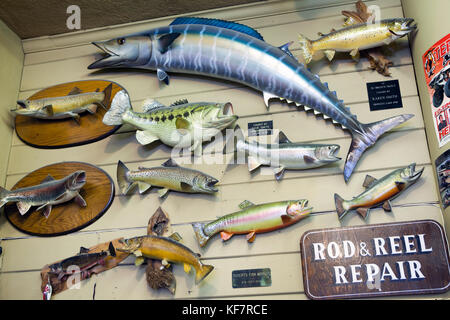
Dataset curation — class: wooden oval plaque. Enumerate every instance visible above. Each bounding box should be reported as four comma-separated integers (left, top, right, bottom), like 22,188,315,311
4,162,115,237
14,80,124,148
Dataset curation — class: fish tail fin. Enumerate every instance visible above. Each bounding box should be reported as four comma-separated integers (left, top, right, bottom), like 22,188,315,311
195,263,214,285
0,186,10,209
191,222,212,247
298,34,314,64
100,83,113,110
334,193,348,219
102,90,131,126
117,160,135,195
343,114,414,182
222,125,244,154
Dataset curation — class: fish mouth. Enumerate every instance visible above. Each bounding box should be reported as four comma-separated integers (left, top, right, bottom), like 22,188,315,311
200,177,219,193
389,18,417,37
407,163,424,181
70,170,87,190
88,42,121,69
325,145,341,162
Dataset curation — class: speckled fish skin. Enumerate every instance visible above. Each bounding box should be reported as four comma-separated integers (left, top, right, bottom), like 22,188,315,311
116,160,219,196
334,163,424,220
298,18,417,63
117,235,214,284
0,171,87,218
88,17,414,182
192,199,312,247
12,84,111,121
103,90,237,149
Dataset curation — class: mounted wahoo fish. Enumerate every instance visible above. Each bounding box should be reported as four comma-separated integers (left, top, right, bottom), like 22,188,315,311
11,84,112,124
192,199,312,247
298,18,417,63
117,159,219,197
0,171,87,218
334,163,423,220
88,17,413,182
224,125,340,180
117,235,214,285
103,90,237,152
48,242,116,281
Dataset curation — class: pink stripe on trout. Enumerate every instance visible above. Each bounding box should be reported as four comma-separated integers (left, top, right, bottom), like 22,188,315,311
192,199,312,247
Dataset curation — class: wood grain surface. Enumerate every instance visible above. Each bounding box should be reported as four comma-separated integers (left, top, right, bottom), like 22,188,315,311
4,162,115,236
14,80,123,148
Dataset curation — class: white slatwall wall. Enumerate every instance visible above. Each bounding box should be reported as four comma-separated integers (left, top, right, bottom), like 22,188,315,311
0,0,444,300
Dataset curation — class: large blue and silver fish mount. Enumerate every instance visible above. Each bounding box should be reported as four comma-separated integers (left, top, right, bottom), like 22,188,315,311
88,17,414,182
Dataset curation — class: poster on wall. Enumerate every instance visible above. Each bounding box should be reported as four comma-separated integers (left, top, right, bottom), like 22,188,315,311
435,149,450,209
422,33,450,148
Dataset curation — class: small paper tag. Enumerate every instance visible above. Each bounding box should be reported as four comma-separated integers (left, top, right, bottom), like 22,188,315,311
367,80,403,111
248,121,273,136
232,268,272,288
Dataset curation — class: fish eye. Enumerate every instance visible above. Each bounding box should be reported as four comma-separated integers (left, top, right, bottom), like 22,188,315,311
117,38,126,45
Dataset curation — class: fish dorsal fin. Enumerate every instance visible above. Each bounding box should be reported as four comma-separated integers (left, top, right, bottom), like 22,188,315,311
277,131,291,144
239,200,255,209
79,246,90,254
162,158,179,167
142,98,165,113
68,87,82,95
362,174,378,189
170,99,188,107
41,174,55,184
169,232,183,242
170,17,264,41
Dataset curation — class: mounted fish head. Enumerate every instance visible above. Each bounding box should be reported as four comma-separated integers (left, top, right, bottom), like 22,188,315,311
387,18,417,38
192,174,219,194
286,199,312,218
117,236,145,253
65,170,87,191
199,102,238,130
12,99,46,116
88,36,152,69
315,144,341,164
398,163,424,187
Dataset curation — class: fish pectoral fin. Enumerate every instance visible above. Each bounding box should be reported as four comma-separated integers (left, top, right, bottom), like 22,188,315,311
42,105,54,116
363,174,378,189
247,156,262,172
137,182,151,194
273,167,285,181
157,68,170,85
263,91,278,109
395,181,406,191
135,130,159,145
40,204,52,219
85,104,98,114
68,86,82,95
133,249,143,257
180,182,193,192
246,231,256,243
67,112,80,124
382,201,392,212
183,263,192,273
135,256,145,266
17,202,32,215
157,188,170,198
239,200,255,209
158,33,181,54
175,117,190,131
220,231,233,241
41,174,55,184
303,155,316,164
74,193,87,207
324,49,336,61
350,48,360,60
356,207,370,219
281,214,293,223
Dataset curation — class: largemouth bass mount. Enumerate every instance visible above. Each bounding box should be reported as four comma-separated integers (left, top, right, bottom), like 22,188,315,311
334,163,423,220
88,17,414,182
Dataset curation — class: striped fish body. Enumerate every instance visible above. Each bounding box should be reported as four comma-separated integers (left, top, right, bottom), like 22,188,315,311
89,17,414,181
192,199,311,247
